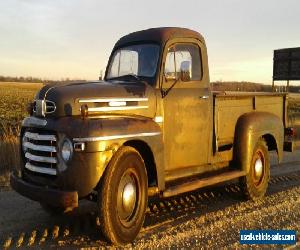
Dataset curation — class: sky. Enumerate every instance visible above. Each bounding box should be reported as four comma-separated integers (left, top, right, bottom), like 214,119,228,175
0,0,299,84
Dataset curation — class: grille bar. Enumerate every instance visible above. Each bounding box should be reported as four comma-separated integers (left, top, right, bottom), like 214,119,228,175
23,129,58,176
23,141,56,153
25,162,57,176
25,132,56,141
25,152,57,164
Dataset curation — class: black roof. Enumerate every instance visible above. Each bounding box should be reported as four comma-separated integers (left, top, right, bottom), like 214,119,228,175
114,27,205,49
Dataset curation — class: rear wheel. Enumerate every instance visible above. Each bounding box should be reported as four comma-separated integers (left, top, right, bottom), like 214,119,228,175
239,138,270,200
98,146,148,245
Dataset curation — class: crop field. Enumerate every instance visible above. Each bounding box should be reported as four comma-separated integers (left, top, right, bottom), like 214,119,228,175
0,82,42,132
288,93,300,112
0,82,42,178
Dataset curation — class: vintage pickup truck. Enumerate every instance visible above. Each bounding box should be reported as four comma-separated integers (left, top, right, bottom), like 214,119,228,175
10,27,294,244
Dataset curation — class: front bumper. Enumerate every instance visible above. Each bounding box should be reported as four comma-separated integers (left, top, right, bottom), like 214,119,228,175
10,173,78,209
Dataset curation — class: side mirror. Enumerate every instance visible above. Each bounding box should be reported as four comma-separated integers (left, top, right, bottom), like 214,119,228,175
180,61,191,82
164,70,176,82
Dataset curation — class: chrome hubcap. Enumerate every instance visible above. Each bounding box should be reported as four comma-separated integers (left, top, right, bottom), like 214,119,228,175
254,158,263,179
117,172,138,224
252,150,265,186
122,182,136,215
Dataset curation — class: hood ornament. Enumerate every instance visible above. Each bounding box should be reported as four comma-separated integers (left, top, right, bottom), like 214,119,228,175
33,100,56,117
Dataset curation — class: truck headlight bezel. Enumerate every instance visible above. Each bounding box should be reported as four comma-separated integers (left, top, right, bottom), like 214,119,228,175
61,138,73,162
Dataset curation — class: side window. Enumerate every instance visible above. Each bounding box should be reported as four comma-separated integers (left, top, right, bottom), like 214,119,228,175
164,43,202,81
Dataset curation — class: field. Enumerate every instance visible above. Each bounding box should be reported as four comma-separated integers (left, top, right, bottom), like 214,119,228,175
0,82,42,179
288,93,300,115
0,82,42,131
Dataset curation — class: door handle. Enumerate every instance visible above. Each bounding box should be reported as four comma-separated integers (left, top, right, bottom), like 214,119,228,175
200,95,209,99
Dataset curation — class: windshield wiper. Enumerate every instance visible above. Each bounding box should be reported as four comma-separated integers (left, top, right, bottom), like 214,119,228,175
108,74,141,81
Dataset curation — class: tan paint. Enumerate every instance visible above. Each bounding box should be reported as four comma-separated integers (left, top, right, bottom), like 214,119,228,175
233,112,284,173
214,94,285,153
158,37,212,171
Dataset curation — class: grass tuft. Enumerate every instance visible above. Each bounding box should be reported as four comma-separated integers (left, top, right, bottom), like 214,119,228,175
0,82,40,181
0,123,21,179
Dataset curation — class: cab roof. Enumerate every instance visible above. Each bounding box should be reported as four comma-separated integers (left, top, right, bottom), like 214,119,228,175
114,27,205,49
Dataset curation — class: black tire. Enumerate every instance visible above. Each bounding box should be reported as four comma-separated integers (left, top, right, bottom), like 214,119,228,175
239,138,270,201
40,203,65,215
98,146,148,245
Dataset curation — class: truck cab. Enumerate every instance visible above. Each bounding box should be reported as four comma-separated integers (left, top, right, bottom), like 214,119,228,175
11,27,285,245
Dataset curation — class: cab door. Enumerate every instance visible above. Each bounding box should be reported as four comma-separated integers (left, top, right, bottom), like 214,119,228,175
161,39,212,171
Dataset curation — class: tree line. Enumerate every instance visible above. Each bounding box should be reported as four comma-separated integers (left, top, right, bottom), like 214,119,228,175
211,81,300,93
211,81,272,92
0,75,86,84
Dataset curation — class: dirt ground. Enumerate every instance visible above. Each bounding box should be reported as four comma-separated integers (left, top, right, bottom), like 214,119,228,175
1,151,300,249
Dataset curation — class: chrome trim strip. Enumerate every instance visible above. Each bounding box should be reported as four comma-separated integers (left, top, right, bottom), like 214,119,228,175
22,117,47,127
25,152,57,164
108,101,126,107
25,132,56,141
23,142,56,153
79,97,148,103
87,106,148,112
25,162,57,175
73,132,161,142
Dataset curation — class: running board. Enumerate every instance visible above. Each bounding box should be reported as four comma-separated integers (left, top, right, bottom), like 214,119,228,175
162,170,246,198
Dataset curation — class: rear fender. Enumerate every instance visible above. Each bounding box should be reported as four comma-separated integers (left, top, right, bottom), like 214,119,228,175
233,112,284,173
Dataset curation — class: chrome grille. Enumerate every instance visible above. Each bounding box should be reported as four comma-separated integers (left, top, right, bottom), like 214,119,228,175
23,130,57,176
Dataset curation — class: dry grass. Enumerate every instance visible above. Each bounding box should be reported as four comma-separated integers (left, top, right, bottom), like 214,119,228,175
0,82,41,182
0,82,42,131
0,126,20,183
287,93,300,119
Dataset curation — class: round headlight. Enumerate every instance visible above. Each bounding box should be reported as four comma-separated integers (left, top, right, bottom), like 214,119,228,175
61,139,73,162
22,135,29,153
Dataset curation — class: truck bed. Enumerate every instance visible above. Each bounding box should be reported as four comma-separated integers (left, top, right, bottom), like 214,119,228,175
213,91,287,152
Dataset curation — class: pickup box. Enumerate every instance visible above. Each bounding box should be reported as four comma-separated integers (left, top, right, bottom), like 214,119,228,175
11,27,293,244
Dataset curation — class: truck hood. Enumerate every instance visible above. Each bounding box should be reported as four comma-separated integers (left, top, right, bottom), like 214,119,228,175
33,80,156,118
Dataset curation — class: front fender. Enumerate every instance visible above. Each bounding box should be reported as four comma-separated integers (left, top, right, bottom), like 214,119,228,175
70,116,164,192
233,112,284,173
22,115,163,197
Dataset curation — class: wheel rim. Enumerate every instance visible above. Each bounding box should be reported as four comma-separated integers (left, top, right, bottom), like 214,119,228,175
117,169,138,226
252,149,265,186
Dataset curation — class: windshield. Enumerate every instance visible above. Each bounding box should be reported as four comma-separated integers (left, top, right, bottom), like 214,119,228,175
106,44,160,80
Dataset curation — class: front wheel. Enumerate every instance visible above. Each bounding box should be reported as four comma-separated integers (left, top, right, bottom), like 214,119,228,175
98,146,148,245
239,138,270,201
